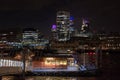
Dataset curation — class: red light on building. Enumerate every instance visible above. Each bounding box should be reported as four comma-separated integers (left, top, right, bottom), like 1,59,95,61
88,52,96,55
89,52,93,55
93,52,96,55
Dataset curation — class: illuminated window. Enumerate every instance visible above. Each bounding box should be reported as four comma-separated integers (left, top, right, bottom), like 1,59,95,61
56,61,60,65
63,61,67,65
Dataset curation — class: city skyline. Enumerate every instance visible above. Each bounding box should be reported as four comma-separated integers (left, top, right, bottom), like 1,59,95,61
0,0,119,36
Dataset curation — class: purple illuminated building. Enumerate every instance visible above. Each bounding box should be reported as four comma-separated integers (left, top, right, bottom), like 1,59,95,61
51,24,58,40
82,19,89,24
51,25,57,31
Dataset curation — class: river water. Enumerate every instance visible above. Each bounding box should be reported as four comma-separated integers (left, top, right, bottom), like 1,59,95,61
2,76,96,80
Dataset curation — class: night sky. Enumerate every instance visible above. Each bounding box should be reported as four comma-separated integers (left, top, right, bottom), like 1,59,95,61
0,0,119,35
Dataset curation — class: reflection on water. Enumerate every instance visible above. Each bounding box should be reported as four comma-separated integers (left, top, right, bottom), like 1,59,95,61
26,77,77,80
2,76,14,80
26,77,80,80
2,76,96,80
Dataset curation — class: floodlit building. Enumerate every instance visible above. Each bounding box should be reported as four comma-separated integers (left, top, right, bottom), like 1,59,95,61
55,11,73,41
31,51,79,71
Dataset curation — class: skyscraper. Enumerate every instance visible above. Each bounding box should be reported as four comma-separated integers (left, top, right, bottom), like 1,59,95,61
53,11,75,41
51,24,57,40
56,11,70,41
51,11,75,41
81,19,90,33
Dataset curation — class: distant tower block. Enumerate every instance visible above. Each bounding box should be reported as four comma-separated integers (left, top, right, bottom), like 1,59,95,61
81,19,90,33
69,16,75,36
51,25,57,40
56,11,70,41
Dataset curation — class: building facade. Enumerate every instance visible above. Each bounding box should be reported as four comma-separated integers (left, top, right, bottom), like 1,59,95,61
52,11,74,41
22,28,38,45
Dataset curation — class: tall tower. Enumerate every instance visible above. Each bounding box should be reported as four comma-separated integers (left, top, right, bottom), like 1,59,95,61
69,16,75,36
51,24,57,40
81,19,90,33
56,11,70,41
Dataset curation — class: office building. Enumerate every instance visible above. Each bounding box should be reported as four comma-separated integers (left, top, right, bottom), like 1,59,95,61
56,11,71,41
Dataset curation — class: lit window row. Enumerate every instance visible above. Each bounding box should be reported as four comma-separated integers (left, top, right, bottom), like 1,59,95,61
0,59,23,67
106,44,120,47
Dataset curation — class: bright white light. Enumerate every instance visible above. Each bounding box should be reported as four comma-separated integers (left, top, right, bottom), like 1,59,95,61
46,57,54,60
0,59,23,67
